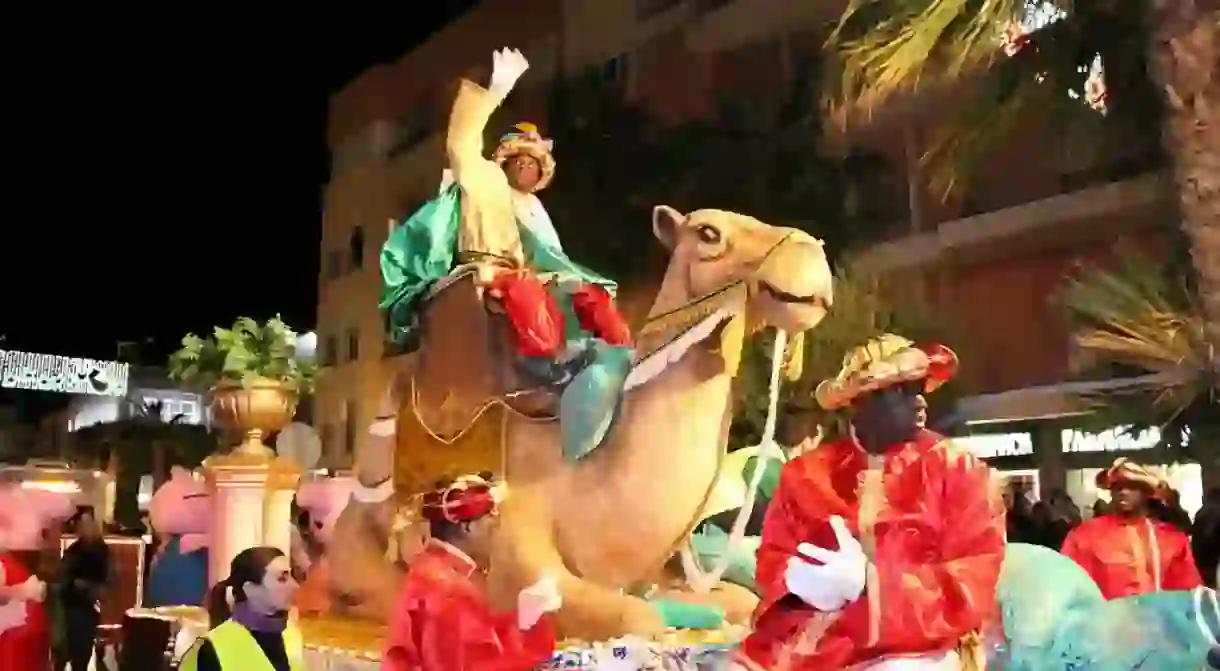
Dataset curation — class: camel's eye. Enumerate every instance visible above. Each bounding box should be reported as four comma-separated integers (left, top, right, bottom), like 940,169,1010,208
695,224,722,245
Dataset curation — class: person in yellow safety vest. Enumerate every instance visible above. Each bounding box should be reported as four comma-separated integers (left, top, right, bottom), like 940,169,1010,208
179,546,302,671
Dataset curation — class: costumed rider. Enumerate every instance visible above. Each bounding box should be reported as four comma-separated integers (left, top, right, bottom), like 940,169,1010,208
380,47,631,385
1061,457,1202,599
178,546,302,671
383,473,560,671
145,466,211,607
734,334,1005,671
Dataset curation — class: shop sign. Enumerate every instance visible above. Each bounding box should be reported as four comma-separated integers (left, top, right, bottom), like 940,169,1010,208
1061,425,1160,453
956,433,1034,459
0,349,129,397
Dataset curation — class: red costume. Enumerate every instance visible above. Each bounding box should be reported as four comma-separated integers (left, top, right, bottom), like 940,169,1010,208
737,334,1004,670
0,552,50,671
1060,458,1202,600
383,475,557,671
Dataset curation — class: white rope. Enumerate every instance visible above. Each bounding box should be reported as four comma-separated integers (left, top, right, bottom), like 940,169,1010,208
685,329,789,593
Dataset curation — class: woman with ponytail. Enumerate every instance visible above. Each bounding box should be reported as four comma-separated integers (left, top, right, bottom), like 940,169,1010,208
179,546,301,671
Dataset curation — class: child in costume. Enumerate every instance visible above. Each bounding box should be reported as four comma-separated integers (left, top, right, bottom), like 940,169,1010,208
0,484,78,671
292,476,355,615
383,473,560,671
145,467,211,607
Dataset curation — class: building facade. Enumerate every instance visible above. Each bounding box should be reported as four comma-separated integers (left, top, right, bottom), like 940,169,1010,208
320,0,1189,510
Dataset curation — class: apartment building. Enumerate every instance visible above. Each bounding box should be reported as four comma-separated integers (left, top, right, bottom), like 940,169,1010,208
321,0,1186,507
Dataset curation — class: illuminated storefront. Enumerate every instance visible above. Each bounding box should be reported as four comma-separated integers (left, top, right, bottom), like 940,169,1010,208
953,421,1203,519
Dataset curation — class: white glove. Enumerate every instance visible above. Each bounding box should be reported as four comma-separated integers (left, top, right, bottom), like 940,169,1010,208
516,574,562,630
784,516,868,611
488,48,530,99
17,577,45,603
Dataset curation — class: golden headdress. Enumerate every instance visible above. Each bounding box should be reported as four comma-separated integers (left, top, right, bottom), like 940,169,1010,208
814,333,959,410
1095,457,1168,496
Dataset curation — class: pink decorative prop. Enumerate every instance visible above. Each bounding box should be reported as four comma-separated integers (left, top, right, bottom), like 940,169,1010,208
0,484,79,551
295,477,355,546
149,466,211,553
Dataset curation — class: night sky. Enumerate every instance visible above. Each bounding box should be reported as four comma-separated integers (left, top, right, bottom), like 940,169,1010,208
0,5,478,418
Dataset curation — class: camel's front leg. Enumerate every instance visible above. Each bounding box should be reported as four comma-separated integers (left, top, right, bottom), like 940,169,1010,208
486,493,666,641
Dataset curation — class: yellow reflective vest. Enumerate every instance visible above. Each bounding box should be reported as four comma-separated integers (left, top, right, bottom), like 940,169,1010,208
178,619,303,671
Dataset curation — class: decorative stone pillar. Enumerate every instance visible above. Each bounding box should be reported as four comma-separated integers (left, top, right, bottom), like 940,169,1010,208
203,451,301,587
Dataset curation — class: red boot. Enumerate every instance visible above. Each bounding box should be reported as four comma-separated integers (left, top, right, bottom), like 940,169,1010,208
570,284,632,346
487,270,565,358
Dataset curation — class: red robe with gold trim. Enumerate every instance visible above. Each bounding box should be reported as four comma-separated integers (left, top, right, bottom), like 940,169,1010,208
737,429,1005,670
383,540,556,671
1060,514,1202,600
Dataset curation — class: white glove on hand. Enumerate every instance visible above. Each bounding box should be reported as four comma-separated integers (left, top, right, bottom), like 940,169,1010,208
517,574,562,630
784,516,868,611
488,48,530,99
17,577,45,603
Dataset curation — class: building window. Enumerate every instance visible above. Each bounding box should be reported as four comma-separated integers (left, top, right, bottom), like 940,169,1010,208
346,328,360,362
602,54,630,86
344,401,358,458
349,226,365,270
179,399,199,423
635,0,681,20
322,336,337,366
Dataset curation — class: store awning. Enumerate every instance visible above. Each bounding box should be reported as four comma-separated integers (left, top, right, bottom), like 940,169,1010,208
958,374,1172,425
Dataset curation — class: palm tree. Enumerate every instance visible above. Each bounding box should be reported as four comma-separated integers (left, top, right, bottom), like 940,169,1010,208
1059,245,1218,460
830,0,1220,356
70,399,218,528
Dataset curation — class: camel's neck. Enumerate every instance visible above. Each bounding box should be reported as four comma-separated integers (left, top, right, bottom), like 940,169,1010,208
606,344,735,474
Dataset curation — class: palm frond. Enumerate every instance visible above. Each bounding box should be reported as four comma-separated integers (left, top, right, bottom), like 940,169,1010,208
1058,246,1217,453
831,0,1029,111
830,1,1165,196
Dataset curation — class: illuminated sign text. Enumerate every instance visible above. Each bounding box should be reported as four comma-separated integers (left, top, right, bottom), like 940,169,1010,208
0,349,130,397
1061,425,1161,453
956,433,1035,459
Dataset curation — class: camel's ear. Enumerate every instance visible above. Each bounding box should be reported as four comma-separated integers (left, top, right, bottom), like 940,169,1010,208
652,205,684,250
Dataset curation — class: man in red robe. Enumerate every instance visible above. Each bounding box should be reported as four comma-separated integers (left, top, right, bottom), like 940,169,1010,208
1061,457,1202,599
735,334,1005,670
383,473,559,671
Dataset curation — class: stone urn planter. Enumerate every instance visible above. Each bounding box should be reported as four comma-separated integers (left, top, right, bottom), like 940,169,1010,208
209,376,298,458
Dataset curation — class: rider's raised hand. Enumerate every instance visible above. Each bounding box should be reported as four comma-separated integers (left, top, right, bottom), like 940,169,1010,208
488,47,530,99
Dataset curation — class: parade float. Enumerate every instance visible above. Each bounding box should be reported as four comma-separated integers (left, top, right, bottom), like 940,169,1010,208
302,45,836,668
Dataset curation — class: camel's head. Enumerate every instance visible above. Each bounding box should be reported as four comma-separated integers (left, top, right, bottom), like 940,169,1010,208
652,205,832,334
